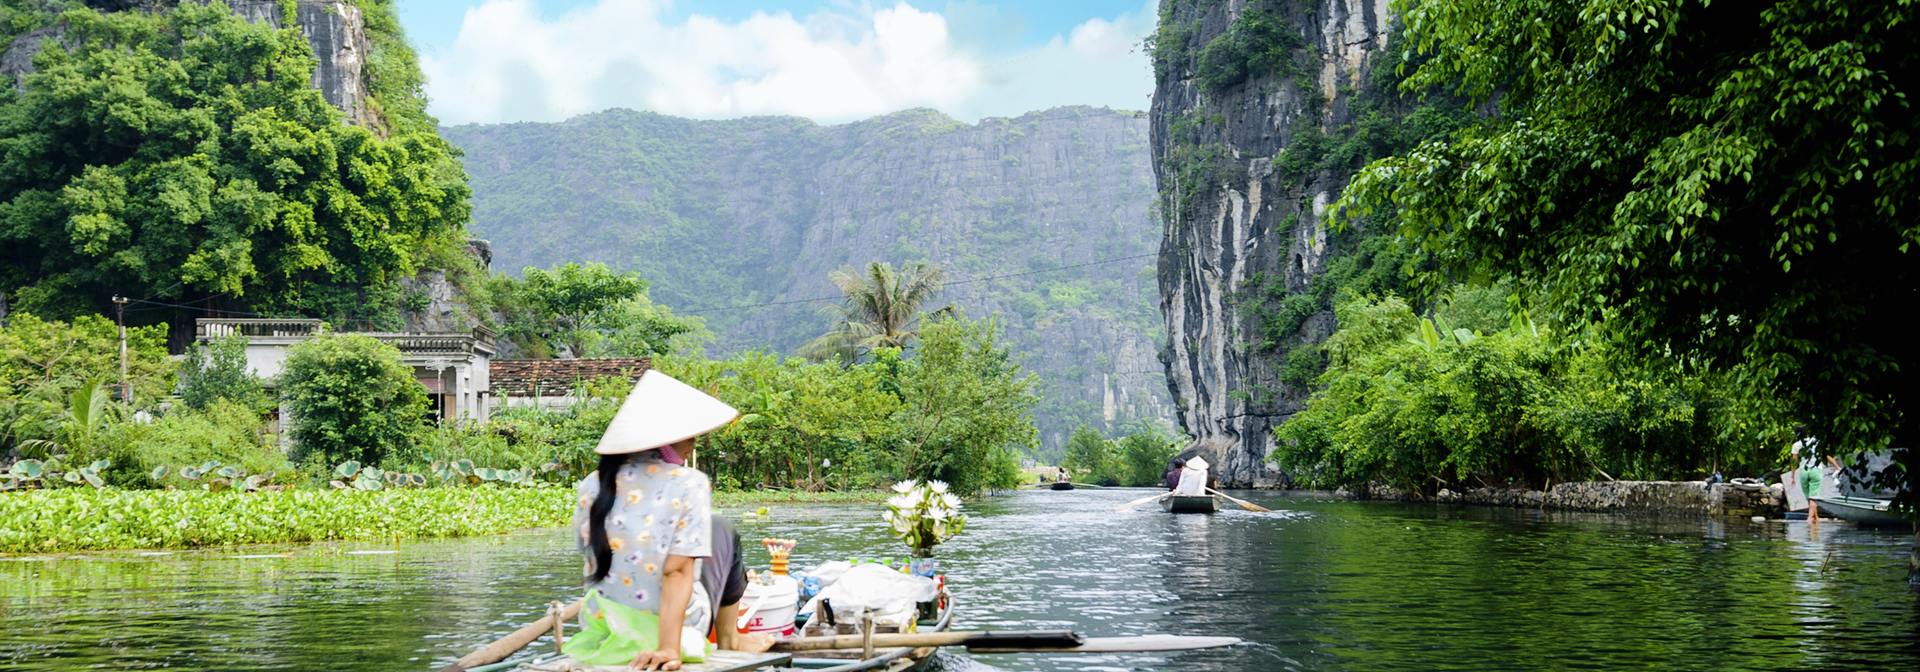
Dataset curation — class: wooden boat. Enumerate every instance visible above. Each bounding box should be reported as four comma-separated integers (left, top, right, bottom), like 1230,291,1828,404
1049,481,1074,491
784,593,954,671
1161,495,1217,514
1812,496,1912,528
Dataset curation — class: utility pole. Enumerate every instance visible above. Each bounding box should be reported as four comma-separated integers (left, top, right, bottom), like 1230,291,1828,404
112,295,128,402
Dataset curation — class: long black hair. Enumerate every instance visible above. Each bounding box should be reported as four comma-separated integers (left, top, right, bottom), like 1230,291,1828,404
586,452,632,585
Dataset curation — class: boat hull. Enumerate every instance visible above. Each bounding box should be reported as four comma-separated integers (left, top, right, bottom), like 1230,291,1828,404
1812,496,1912,528
1049,482,1074,491
1161,495,1217,514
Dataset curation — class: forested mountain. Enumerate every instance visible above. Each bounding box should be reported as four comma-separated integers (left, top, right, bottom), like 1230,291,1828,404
442,106,1173,457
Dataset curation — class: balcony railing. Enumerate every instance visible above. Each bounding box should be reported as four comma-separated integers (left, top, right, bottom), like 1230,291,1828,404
196,319,323,340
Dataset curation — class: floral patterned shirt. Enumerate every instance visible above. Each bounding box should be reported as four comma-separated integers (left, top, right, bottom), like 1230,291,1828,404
574,454,713,614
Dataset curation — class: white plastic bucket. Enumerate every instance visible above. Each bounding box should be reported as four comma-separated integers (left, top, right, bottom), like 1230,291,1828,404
737,575,798,637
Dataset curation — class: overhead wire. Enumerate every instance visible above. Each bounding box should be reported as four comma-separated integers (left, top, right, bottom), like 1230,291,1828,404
678,245,1184,316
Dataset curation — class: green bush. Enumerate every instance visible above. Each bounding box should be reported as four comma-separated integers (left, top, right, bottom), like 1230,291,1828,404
132,400,290,489
1060,424,1120,485
1194,10,1302,92
178,334,265,411
1116,422,1182,487
0,487,573,552
279,334,426,469
1275,294,1786,491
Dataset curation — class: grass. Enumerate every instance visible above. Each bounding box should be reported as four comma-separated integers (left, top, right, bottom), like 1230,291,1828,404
0,487,575,553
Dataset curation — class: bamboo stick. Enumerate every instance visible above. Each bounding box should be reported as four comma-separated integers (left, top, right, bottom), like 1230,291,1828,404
439,599,583,672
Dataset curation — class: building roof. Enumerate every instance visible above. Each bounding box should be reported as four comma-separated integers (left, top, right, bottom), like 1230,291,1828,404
490,358,652,397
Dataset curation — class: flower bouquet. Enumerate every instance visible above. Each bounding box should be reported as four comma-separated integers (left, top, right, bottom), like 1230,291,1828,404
881,479,967,559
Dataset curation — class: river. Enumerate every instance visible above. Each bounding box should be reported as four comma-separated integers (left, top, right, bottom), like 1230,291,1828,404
3,488,1916,670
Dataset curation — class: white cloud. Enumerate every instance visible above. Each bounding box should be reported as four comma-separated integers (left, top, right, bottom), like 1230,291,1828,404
422,0,1155,125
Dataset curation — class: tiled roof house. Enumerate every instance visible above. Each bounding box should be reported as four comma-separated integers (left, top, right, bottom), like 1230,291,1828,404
490,358,652,409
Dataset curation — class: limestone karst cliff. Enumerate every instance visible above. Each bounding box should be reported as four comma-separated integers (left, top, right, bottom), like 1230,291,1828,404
1150,0,1415,486
442,106,1176,457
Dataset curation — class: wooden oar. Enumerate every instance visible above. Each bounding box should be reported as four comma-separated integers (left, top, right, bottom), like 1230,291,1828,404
1114,492,1170,511
972,634,1243,653
773,630,1240,653
439,599,582,672
1207,487,1272,512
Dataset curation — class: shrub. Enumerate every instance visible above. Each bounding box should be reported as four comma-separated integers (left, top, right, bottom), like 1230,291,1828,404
132,400,290,488
179,334,265,411
279,334,427,469
1195,10,1302,92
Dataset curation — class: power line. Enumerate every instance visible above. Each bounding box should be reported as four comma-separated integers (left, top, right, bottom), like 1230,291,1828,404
679,246,1182,316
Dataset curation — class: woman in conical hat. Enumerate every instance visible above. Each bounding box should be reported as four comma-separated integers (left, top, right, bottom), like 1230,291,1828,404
565,370,736,671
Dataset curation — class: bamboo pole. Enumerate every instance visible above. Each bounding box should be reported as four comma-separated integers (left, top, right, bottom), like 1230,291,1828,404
438,599,583,672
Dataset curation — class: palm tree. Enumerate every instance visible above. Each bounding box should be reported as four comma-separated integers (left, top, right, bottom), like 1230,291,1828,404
799,262,950,363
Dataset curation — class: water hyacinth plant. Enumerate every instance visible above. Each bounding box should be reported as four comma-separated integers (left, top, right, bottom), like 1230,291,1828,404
881,479,967,557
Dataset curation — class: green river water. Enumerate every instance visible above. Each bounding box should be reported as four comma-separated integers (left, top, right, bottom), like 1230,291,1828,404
3,488,1917,670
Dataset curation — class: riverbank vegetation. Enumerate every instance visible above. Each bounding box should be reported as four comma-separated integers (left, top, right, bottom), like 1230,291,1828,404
1317,0,1917,512
1059,422,1182,487
0,487,574,553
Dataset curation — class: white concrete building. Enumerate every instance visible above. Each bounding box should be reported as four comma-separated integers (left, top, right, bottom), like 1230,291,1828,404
195,318,497,422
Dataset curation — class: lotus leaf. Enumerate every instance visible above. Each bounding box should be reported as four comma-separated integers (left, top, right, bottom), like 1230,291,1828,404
216,466,241,479
82,472,103,488
408,474,427,487
453,459,474,475
63,472,82,484
180,467,202,480
13,460,44,479
330,480,349,489
90,460,110,471
354,478,382,491
197,461,222,474
150,466,170,480
244,474,270,491
385,471,404,486
334,461,362,478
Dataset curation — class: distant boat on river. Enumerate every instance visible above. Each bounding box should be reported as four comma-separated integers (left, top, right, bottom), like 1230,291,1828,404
1161,495,1218,514
1050,482,1074,491
1811,496,1912,528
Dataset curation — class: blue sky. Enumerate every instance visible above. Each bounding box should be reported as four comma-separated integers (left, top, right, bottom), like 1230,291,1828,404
395,0,1158,125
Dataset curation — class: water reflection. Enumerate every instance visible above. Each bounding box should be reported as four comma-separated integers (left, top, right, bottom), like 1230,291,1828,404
2,489,1915,671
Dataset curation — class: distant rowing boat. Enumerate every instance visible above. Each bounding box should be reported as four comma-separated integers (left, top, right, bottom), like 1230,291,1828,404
1161,495,1217,514
1811,496,1912,528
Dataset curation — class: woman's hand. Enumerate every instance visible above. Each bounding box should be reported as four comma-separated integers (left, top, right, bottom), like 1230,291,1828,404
629,649,681,671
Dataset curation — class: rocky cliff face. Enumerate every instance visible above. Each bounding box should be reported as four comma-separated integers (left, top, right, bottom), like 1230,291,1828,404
5,0,374,126
1150,0,1394,486
443,106,1176,457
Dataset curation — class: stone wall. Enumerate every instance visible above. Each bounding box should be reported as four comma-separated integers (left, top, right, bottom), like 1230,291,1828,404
1338,481,1789,518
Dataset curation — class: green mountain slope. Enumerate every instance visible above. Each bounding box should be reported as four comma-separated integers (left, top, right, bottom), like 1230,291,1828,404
442,106,1173,457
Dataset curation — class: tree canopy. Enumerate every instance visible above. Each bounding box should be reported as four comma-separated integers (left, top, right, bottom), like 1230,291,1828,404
1343,0,1917,502
800,262,950,363
0,1,471,329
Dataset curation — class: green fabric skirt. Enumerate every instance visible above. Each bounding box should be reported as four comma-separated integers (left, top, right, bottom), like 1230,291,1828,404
563,592,709,665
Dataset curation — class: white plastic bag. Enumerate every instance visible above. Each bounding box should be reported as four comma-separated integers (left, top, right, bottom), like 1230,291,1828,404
802,560,853,588
799,563,936,624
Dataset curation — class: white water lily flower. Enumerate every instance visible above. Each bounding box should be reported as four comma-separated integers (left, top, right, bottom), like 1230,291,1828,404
932,520,948,538
928,506,949,521
904,489,925,507
892,480,917,494
928,480,949,494
940,493,961,509
887,495,911,509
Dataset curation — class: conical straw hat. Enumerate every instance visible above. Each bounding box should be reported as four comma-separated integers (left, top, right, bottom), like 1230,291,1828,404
594,370,739,454
1185,456,1210,471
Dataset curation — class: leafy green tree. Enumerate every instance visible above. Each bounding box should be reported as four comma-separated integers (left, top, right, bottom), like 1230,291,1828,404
800,262,950,363
279,334,425,468
1342,0,1916,506
0,1,471,328
492,262,649,357
1116,422,1181,487
1060,425,1117,485
887,313,1038,495
0,313,171,403
593,295,707,358
179,334,264,410
1278,295,1783,491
